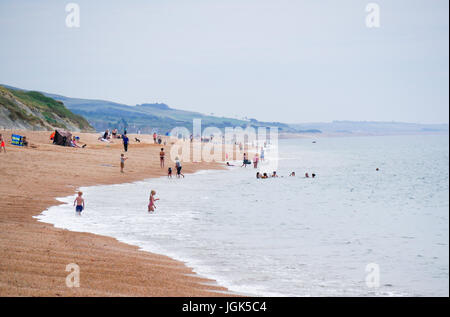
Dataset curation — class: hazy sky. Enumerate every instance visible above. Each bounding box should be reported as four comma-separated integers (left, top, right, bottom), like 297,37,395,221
0,0,448,124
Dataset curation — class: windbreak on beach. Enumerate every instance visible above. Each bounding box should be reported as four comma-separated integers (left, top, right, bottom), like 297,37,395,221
52,130,72,147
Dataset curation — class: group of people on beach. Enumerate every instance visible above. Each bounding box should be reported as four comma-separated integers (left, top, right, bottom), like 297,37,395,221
153,132,164,145
99,128,130,149
159,147,184,178
100,128,123,141
239,149,265,169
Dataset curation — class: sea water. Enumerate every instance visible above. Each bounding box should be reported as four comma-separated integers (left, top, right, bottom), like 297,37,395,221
35,134,449,296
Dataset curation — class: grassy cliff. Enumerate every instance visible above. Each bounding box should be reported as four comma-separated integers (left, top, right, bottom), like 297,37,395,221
0,86,94,132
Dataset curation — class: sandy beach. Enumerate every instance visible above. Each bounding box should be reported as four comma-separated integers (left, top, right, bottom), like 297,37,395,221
0,130,229,296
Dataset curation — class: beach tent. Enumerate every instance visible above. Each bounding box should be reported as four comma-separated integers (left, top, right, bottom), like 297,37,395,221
11,134,24,146
52,129,72,147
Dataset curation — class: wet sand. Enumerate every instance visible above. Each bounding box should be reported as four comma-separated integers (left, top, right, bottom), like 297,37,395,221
0,130,229,296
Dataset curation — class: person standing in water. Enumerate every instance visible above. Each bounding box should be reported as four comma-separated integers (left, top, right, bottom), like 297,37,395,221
241,153,248,167
148,190,159,212
73,191,85,215
253,153,259,168
160,148,165,168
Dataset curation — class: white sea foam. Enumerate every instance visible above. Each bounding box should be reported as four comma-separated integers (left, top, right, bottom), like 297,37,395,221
35,135,449,296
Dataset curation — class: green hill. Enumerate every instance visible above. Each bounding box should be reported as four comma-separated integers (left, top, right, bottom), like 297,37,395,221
41,93,296,134
2,84,298,134
0,86,94,132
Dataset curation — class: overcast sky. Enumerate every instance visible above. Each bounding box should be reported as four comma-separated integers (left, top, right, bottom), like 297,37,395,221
0,0,448,124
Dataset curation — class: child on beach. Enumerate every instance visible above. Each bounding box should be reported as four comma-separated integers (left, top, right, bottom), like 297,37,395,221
73,191,85,215
120,154,128,173
0,134,5,153
168,167,172,178
148,190,159,212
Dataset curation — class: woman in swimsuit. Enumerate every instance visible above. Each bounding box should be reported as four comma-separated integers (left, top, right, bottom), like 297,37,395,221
160,148,165,168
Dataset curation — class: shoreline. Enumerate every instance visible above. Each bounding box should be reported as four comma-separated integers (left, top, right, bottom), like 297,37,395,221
0,130,232,296
34,168,251,297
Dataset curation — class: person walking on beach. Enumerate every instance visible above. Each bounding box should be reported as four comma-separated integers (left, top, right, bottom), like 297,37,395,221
153,132,157,144
73,191,85,215
122,134,129,152
120,154,128,173
0,134,6,153
175,157,185,178
148,190,159,212
260,147,265,161
241,153,248,167
160,148,165,168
